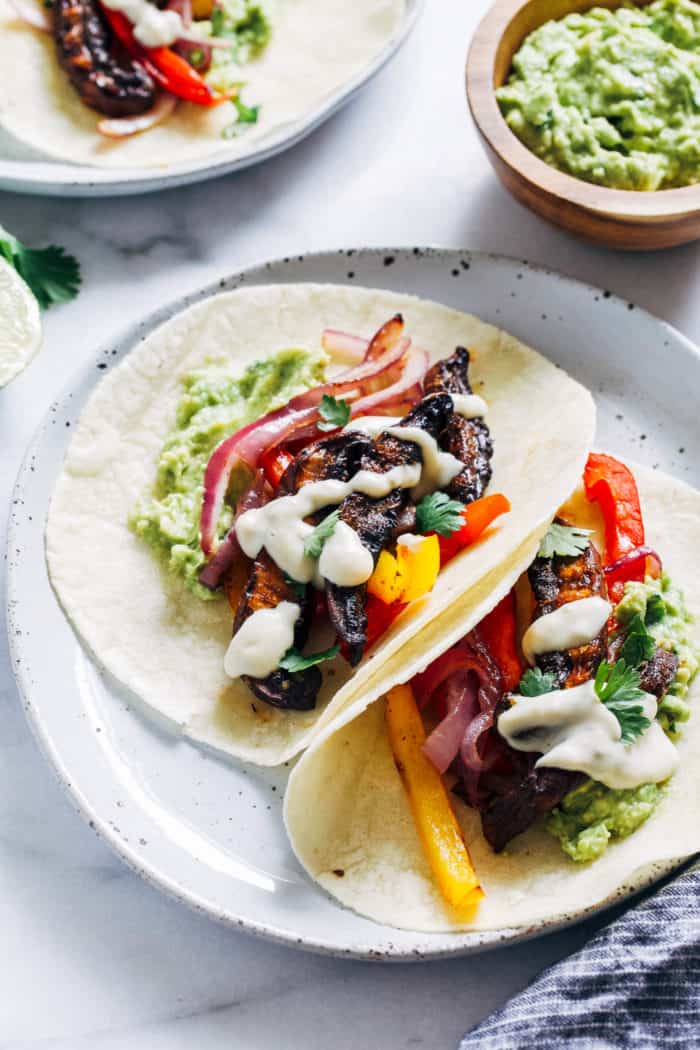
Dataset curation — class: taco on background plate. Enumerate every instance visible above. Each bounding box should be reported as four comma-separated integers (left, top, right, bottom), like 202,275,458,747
46,283,594,766
284,454,700,931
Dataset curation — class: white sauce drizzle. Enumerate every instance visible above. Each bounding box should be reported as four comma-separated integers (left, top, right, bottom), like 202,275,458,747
101,0,186,48
236,465,421,585
522,596,612,666
224,602,299,680
498,680,678,790
344,416,401,438
450,393,488,419
384,425,463,500
318,521,375,587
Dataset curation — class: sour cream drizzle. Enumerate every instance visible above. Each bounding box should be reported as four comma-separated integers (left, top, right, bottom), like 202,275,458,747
318,520,375,587
498,680,678,789
101,0,185,48
224,602,300,680
521,596,611,666
450,393,488,419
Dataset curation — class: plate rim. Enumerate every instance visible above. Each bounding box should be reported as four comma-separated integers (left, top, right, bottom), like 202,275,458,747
7,246,698,960
0,0,423,198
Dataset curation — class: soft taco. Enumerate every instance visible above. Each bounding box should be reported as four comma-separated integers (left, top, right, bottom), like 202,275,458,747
0,0,404,166
46,282,595,766
284,456,700,931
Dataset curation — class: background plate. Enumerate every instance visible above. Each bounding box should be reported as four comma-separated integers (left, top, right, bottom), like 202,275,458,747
7,248,699,959
0,0,421,198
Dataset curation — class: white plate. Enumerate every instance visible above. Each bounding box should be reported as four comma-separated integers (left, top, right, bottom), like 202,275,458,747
8,249,699,959
0,1,421,198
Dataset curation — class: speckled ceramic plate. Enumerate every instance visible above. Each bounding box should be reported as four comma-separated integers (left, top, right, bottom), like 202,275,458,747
8,249,699,959
0,1,421,198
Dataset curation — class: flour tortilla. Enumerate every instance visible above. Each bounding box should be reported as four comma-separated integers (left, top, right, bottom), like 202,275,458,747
46,282,595,766
0,0,404,168
284,462,700,932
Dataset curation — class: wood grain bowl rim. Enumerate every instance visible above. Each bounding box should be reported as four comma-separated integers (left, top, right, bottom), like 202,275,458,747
466,0,700,223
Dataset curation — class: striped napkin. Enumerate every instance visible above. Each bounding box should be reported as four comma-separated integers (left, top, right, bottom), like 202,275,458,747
459,861,699,1050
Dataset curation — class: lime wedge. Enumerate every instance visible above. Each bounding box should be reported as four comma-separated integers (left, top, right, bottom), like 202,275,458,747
0,256,42,388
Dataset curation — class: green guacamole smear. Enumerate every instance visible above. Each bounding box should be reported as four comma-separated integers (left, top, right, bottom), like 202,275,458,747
546,574,699,863
204,0,272,99
130,347,327,600
496,0,700,190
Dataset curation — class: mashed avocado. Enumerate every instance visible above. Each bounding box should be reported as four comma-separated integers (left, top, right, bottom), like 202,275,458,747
496,0,700,191
204,0,272,98
130,347,327,599
545,574,699,862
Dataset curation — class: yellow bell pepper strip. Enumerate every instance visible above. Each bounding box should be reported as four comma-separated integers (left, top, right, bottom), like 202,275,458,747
385,683,483,913
367,534,441,605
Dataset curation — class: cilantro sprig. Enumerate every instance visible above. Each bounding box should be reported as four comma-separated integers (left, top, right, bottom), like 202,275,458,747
317,395,351,432
618,613,656,668
222,97,260,140
538,523,593,559
279,644,340,672
0,225,80,309
415,492,465,537
518,667,556,696
304,510,340,559
594,659,651,744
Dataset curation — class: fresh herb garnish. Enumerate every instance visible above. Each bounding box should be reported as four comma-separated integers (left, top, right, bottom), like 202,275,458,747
594,658,651,744
0,226,80,309
317,395,351,432
283,575,307,599
211,7,226,35
222,97,260,139
415,492,465,537
645,593,666,625
303,510,340,559
538,523,593,559
279,644,340,672
518,667,556,696
618,612,656,668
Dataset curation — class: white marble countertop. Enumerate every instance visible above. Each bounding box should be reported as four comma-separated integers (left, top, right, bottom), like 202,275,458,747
3,2,700,1046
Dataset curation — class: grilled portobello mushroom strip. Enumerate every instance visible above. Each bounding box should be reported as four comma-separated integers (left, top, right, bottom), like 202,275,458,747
478,532,610,851
326,394,454,666
54,0,156,117
424,347,493,504
233,433,371,710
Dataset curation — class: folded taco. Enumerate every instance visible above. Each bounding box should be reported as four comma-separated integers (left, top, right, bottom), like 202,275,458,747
0,0,404,167
285,455,700,931
46,283,595,766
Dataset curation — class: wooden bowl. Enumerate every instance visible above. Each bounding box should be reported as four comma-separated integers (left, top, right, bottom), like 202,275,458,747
466,0,700,250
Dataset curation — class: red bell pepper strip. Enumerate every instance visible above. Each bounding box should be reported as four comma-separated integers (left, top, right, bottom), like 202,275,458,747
477,591,522,692
437,494,511,566
101,7,224,106
260,446,295,488
583,453,645,602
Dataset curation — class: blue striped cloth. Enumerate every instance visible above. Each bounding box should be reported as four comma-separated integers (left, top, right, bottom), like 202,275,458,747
459,862,699,1049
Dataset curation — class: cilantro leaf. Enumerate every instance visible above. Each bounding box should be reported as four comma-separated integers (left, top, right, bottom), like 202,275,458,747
618,613,656,668
594,659,651,744
0,225,80,310
415,492,465,537
279,644,340,672
222,97,260,139
645,593,666,625
317,395,351,432
303,510,340,559
519,667,556,696
538,523,593,559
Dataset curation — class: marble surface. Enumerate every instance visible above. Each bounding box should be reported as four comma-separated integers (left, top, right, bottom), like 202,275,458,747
3,2,700,1046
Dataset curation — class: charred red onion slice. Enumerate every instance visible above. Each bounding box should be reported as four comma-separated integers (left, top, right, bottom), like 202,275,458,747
98,94,178,138
321,330,369,363
421,672,478,774
9,0,51,30
365,314,405,360
199,469,271,590
199,338,412,554
604,545,662,583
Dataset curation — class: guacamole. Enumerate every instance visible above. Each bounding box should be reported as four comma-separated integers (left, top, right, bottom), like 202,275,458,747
496,0,700,191
130,347,327,599
546,574,699,863
204,0,272,97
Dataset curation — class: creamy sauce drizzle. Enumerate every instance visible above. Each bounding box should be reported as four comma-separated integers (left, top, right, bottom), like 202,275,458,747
224,602,299,679
101,0,186,47
498,680,678,790
522,596,611,666
318,520,374,587
450,393,488,419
